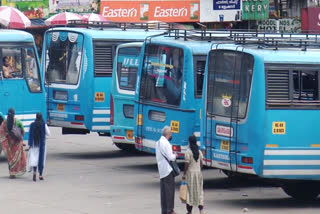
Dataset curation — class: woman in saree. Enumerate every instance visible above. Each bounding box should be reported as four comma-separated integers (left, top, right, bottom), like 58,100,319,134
0,108,27,178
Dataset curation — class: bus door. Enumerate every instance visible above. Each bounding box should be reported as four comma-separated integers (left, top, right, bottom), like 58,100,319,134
206,50,253,171
136,44,187,155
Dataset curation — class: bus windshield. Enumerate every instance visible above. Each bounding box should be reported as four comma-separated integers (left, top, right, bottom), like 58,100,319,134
207,50,253,119
117,46,141,91
45,31,84,85
140,45,183,106
1,46,41,92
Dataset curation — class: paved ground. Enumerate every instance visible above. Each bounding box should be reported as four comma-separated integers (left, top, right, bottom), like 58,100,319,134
0,127,320,214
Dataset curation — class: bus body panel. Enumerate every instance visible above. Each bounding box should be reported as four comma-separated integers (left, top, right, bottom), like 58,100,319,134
43,27,167,135
202,45,320,182
0,30,46,140
111,43,143,144
134,40,211,156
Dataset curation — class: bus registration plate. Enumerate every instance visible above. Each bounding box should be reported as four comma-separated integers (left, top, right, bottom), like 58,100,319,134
57,104,65,111
220,140,230,151
126,130,133,140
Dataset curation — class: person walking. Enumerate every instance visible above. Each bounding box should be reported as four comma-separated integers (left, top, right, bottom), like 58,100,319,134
156,125,178,214
182,135,204,214
28,113,48,181
0,108,27,178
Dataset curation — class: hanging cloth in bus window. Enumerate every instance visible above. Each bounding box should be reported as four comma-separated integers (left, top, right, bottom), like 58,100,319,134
156,53,166,87
68,33,78,43
52,32,59,42
59,31,68,42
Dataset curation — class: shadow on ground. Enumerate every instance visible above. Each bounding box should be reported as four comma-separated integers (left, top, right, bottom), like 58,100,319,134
203,175,276,190
217,197,320,209
50,149,153,160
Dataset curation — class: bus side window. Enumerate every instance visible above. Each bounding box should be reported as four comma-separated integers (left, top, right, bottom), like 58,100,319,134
2,48,22,79
293,70,318,100
195,59,206,97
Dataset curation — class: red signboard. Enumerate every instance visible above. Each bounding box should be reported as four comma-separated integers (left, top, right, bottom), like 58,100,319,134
100,0,200,22
301,7,320,32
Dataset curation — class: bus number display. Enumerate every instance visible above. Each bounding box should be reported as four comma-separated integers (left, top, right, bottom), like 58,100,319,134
220,140,230,151
170,120,180,133
272,121,286,134
95,92,105,102
57,103,65,111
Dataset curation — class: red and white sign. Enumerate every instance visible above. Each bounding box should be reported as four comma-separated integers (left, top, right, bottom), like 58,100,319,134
221,97,232,108
216,125,233,137
100,0,199,23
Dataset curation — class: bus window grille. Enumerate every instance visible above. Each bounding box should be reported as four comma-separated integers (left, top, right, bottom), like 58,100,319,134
267,70,290,101
94,44,113,77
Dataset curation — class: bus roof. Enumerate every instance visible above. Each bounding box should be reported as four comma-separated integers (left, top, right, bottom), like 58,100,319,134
46,27,167,41
212,44,320,64
145,39,214,55
0,30,34,43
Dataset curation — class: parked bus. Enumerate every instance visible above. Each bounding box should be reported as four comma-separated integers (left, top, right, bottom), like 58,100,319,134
201,37,320,199
0,30,45,140
134,39,212,157
110,42,142,151
43,26,166,136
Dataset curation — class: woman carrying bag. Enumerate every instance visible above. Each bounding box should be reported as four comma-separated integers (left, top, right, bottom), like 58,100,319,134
28,113,48,181
182,135,204,214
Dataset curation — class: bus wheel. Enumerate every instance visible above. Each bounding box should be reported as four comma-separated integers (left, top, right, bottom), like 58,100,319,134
114,143,136,152
282,182,320,200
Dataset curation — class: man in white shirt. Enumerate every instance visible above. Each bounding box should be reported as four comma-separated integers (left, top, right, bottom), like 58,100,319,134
156,126,178,214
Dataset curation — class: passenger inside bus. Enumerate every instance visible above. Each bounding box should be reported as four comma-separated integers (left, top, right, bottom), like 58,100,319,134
26,50,38,79
2,56,21,78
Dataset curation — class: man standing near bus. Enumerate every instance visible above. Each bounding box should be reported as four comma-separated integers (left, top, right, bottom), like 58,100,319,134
156,126,177,214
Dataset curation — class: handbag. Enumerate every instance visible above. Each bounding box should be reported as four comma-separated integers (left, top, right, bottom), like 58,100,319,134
9,125,22,142
158,141,180,177
27,146,39,172
179,181,187,203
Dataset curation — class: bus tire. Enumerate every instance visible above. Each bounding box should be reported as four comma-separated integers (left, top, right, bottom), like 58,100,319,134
114,143,136,152
282,182,320,200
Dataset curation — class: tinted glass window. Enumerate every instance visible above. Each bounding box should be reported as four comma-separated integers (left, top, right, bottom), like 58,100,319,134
207,50,253,118
117,47,141,91
140,45,183,106
195,58,206,97
293,71,318,100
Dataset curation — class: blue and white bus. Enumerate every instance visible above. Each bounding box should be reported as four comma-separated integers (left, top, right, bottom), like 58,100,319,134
110,42,142,151
134,39,211,157
0,30,45,140
43,27,166,136
201,40,320,199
